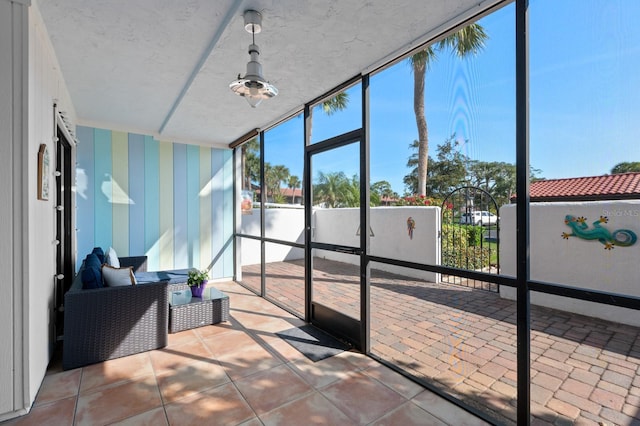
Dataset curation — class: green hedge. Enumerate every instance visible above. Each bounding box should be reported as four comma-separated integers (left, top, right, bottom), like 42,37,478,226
463,225,483,246
443,224,483,246
441,224,490,270
442,247,491,270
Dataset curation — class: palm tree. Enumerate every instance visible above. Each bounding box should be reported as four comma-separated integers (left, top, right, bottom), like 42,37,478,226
314,172,370,208
320,92,349,116
287,175,301,204
342,174,361,207
264,163,290,202
237,94,346,207
240,138,259,190
308,92,350,144
410,24,488,196
314,171,350,208
371,180,397,205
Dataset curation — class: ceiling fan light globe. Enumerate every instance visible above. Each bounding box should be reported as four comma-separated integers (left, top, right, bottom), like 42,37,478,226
246,96,262,108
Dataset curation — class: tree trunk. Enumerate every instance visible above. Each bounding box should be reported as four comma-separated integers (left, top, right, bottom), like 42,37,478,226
413,60,429,196
241,145,248,190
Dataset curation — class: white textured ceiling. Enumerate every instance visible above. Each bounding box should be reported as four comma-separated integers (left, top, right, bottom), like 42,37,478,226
36,0,502,148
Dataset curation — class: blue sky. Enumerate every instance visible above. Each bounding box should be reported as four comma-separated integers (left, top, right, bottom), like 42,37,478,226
265,0,640,196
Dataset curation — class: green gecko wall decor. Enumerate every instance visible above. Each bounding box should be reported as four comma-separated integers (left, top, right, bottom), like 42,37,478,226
562,215,637,250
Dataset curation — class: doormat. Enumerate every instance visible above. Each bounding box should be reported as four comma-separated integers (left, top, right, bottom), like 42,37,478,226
277,325,350,362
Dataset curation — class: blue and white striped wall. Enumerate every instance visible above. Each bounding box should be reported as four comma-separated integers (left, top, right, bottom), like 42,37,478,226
75,126,234,279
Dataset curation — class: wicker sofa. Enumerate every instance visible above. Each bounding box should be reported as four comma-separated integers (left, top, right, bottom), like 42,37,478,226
62,255,189,370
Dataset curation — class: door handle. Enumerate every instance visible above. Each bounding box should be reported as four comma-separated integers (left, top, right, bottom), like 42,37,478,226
334,247,362,255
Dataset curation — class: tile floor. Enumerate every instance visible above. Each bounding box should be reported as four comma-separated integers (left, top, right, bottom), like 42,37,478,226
3,281,488,426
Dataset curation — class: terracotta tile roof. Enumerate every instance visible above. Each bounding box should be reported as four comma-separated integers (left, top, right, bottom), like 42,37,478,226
281,188,303,197
254,187,303,199
513,172,640,201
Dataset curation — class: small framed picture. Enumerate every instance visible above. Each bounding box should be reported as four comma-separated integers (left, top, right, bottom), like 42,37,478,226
37,144,50,201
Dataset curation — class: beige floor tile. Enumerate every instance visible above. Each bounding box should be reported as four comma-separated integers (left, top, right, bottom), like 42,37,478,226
6,396,76,426
215,281,252,294
200,329,260,358
233,305,284,319
164,382,255,426
412,390,492,426
234,364,313,415
80,352,153,393
320,371,407,424
240,300,299,317
33,369,81,405
156,359,229,403
14,281,495,426
239,297,286,312
335,350,378,370
368,401,448,426
217,343,283,380
227,294,265,309
237,417,263,426
223,290,257,302
149,339,213,375
194,321,240,339
362,363,426,399
109,406,169,425
233,311,301,333
166,329,199,346
288,354,358,389
259,392,354,426
254,332,308,362
74,374,162,425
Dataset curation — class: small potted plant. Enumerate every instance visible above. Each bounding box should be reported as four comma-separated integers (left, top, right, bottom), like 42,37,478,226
187,269,209,298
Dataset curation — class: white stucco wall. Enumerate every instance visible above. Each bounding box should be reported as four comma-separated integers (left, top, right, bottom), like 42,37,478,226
240,206,305,266
500,201,640,327
0,0,25,417
314,207,441,282
239,206,441,282
28,2,76,414
0,2,76,420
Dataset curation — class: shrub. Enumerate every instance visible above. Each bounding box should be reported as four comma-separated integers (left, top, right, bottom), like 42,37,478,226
395,195,435,206
462,225,483,246
442,247,491,270
441,224,490,270
442,224,469,248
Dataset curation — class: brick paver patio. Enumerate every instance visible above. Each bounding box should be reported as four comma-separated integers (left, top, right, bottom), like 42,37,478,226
241,258,640,425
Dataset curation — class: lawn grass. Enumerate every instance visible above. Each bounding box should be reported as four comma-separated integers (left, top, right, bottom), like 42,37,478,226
483,240,499,265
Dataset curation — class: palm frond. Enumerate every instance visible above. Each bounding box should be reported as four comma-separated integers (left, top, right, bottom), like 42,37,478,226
408,46,436,71
409,23,487,71
321,92,350,116
437,23,488,57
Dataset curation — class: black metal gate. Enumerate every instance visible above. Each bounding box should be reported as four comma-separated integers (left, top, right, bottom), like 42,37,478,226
441,186,499,292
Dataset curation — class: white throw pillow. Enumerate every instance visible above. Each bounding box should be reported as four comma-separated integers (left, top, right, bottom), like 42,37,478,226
106,246,120,268
102,264,136,287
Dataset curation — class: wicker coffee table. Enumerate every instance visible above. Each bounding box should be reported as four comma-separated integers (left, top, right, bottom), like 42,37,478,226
169,287,229,333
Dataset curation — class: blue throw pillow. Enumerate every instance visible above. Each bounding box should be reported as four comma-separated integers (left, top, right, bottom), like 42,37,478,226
91,247,105,264
85,252,102,268
81,253,103,289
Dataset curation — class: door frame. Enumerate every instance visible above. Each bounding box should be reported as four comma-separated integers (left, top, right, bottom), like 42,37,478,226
53,105,76,343
55,126,73,339
303,122,371,350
